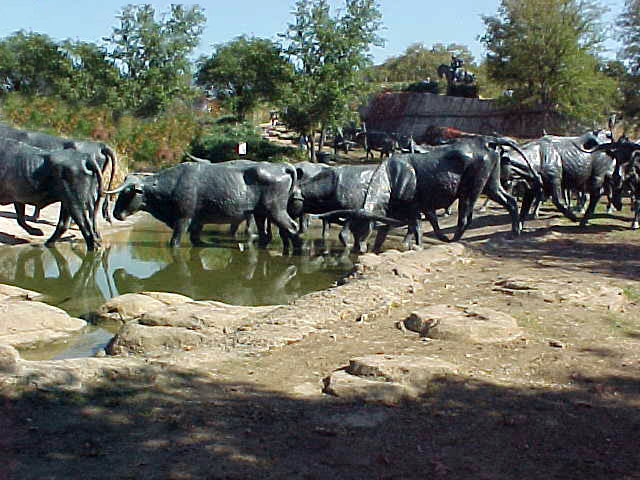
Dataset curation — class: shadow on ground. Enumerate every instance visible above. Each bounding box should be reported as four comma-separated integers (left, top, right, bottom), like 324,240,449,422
2,362,640,480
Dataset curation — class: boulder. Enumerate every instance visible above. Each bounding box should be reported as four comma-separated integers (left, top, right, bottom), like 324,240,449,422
323,354,459,404
0,284,39,301
347,354,458,387
106,322,208,356
405,304,523,343
0,344,22,374
93,293,167,323
138,301,273,331
0,300,86,348
323,370,417,405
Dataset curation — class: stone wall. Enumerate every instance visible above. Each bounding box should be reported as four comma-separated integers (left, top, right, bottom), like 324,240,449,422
359,92,574,140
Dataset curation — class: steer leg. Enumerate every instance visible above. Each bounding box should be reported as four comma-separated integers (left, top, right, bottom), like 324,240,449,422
519,189,537,222
189,221,206,246
169,218,190,247
14,203,44,236
254,215,272,246
45,207,72,246
486,184,521,235
425,209,452,242
31,206,41,221
338,222,351,247
579,190,602,227
66,201,100,250
550,177,578,222
452,196,475,242
632,195,640,230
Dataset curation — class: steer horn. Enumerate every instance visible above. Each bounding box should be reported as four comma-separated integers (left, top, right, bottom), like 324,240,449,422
103,174,142,194
492,136,544,192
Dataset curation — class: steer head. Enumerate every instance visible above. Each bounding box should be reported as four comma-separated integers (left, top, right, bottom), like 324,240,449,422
580,139,640,211
105,175,146,220
612,150,640,211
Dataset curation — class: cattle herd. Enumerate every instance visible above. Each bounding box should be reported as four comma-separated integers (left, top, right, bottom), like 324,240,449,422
1,121,640,255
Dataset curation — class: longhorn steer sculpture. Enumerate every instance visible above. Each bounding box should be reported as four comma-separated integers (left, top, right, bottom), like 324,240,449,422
508,129,614,226
318,136,543,252
0,123,118,222
108,161,303,250
0,138,104,250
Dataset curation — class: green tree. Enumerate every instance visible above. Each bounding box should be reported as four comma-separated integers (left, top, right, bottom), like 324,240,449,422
279,0,384,160
375,42,474,83
481,0,617,127
59,40,121,107
0,31,71,96
195,36,292,121
104,3,205,117
617,0,640,125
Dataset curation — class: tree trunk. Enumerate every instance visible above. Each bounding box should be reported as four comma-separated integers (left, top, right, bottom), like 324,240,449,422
318,126,326,152
309,130,316,162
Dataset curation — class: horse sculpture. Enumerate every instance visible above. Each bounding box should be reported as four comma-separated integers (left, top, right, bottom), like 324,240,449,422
437,55,477,98
437,56,476,86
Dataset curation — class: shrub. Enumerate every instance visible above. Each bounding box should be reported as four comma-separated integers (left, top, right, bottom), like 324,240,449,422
404,80,440,94
190,121,304,163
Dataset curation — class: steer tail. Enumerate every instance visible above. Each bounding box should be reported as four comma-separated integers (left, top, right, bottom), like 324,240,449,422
312,208,406,227
101,145,118,223
87,156,104,232
494,137,544,199
283,162,299,196
101,145,117,193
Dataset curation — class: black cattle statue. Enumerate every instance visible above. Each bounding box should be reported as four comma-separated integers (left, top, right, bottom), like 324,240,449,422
0,138,104,250
107,161,303,250
616,152,640,229
317,136,542,252
0,123,118,222
590,139,640,230
506,129,617,226
292,162,397,248
353,130,398,159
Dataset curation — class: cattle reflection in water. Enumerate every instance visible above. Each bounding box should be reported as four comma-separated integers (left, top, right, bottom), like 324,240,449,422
0,238,355,317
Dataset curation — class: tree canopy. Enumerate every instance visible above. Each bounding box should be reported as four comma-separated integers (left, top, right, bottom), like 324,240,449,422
373,42,474,83
195,36,292,121
104,4,206,116
279,0,384,160
616,0,640,124
481,0,617,126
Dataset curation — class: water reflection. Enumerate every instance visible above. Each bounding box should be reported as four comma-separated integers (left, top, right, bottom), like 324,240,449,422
0,221,356,319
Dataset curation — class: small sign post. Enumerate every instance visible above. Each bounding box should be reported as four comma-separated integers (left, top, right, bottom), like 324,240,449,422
237,142,247,155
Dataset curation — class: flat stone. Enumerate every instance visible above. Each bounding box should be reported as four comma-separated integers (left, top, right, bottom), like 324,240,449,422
106,322,208,356
408,304,523,343
0,284,39,301
94,293,166,323
323,355,459,404
0,300,86,348
139,291,194,305
323,370,417,404
347,354,458,388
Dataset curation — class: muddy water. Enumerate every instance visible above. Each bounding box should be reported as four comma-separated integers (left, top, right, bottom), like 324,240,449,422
1,217,358,360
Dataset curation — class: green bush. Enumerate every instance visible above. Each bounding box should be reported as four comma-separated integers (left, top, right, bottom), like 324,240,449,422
404,80,440,94
190,122,304,163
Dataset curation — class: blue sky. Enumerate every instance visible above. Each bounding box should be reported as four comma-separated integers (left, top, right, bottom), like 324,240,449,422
0,0,627,64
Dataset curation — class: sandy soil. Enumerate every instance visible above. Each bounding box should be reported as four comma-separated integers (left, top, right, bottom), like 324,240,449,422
2,193,640,479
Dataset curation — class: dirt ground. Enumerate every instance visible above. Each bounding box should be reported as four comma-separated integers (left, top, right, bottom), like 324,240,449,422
2,191,640,479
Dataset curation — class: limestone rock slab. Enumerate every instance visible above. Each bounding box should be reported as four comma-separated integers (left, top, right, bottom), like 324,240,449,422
0,300,86,348
406,304,523,343
106,322,208,356
324,354,459,404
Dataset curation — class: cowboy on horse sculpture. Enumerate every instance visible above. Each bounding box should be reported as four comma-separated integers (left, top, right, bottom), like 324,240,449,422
438,55,475,86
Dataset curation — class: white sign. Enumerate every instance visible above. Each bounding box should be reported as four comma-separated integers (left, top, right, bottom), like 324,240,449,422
238,142,247,155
